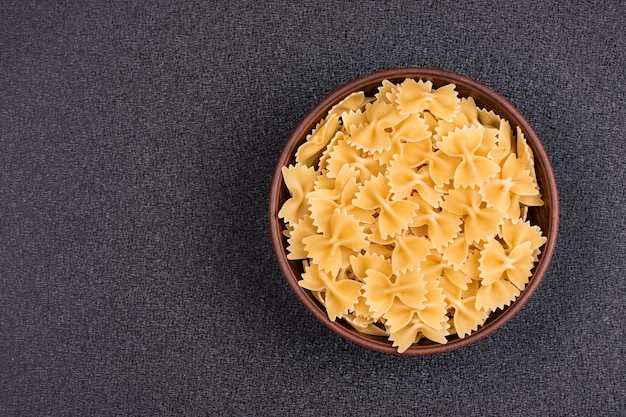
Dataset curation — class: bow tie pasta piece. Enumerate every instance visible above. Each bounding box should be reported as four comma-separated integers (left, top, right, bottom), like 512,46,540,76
295,116,342,167
436,125,500,187
381,299,418,334
326,137,385,182
398,280,448,331
374,116,431,167
308,165,373,233
396,137,460,189
309,164,359,201
353,173,419,239
278,164,318,226
478,238,535,290
394,78,460,121
385,281,450,352
363,268,427,318
367,226,434,274
438,275,490,338
500,219,547,262
499,153,539,199
387,157,443,207
390,233,434,274
479,153,540,215
419,248,473,291
299,264,363,321
387,316,451,353
302,208,369,276
441,186,505,245
410,194,463,249
346,101,408,153
450,296,490,338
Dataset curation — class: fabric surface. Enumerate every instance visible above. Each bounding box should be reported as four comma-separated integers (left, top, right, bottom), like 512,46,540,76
0,0,624,415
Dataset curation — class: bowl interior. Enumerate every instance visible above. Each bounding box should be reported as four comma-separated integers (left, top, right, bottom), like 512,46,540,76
269,68,558,355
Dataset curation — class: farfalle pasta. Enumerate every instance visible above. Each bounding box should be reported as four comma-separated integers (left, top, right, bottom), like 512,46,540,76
278,78,546,353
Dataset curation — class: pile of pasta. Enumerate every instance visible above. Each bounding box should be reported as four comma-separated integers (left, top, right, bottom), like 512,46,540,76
279,78,546,353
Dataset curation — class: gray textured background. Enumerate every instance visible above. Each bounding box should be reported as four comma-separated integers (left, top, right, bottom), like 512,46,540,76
0,1,624,416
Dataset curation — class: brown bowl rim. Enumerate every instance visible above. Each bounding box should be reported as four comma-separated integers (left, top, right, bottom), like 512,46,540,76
269,67,559,355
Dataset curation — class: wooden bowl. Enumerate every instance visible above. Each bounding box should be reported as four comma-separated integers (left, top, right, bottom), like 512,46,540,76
269,67,559,355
